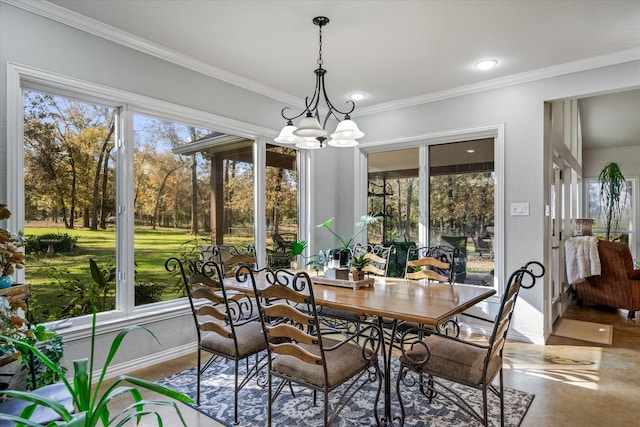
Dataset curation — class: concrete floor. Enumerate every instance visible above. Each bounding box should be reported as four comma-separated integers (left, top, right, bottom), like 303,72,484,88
118,300,639,426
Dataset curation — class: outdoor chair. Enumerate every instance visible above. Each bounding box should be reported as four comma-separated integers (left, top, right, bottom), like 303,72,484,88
165,257,267,424
244,267,383,427
395,261,544,427
472,234,493,258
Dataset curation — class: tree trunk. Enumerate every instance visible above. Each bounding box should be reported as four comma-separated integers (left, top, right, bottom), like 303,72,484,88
91,123,114,230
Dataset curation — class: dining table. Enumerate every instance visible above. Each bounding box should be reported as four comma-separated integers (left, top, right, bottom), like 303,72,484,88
225,271,496,426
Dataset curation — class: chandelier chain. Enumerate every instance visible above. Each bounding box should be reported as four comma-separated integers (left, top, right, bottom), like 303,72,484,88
317,24,323,67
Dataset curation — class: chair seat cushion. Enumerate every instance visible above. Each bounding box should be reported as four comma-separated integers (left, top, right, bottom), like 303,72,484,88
200,319,265,358
0,383,74,426
400,335,502,386
272,338,374,389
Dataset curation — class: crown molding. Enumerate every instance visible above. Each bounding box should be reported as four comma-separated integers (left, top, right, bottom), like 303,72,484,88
3,0,304,109
355,48,640,117
6,0,640,119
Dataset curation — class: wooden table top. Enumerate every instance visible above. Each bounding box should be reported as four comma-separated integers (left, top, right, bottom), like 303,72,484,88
226,274,496,327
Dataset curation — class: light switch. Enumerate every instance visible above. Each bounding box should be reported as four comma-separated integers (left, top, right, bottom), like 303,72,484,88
510,203,530,216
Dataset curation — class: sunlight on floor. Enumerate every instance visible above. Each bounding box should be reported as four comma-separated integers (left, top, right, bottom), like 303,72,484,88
504,344,602,390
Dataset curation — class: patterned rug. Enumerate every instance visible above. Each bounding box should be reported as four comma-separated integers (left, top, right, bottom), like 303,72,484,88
158,355,534,426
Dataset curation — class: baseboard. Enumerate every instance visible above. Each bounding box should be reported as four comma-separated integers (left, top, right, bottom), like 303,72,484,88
95,341,197,380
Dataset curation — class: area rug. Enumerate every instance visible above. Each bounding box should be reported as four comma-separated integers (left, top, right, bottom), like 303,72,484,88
553,318,613,345
158,355,534,426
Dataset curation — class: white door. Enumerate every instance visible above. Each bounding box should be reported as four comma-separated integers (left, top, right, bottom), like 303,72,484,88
550,161,563,323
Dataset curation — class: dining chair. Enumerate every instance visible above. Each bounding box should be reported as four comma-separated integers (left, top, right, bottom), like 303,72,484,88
165,257,267,425
403,245,462,336
405,245,459,283
395,261,544,427
200,244,258,278
353,243,397,277
243,266,383,427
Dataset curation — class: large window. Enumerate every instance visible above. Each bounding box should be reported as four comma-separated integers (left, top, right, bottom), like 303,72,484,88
23,89,118,322
132,114,217,306
12,69,295,326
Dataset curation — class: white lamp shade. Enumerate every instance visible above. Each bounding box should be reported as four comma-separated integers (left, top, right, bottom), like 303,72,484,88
293,116,327,138
328,138,359,148
274,125,300,144
330,119,364,140
295,137,324,150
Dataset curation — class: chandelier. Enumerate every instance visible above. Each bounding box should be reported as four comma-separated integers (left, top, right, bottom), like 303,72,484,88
275,16,364,149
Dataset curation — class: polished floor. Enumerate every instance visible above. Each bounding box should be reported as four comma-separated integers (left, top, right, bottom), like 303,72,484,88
120,300,639,426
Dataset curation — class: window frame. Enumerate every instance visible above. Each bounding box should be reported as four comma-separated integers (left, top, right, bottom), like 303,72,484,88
356,124,505,299
7,62,282,337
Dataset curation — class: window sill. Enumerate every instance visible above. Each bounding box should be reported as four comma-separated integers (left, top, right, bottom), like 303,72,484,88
48,299,192,342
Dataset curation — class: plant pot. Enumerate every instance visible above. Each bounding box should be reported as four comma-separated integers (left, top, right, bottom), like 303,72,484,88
352,270,365,281
0,275,13,289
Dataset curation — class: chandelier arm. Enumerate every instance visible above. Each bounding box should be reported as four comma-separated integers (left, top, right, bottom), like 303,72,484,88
318,72,356,117
280,106,308,122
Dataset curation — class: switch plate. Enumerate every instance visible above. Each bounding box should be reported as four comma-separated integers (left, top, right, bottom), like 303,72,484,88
511,202,530,216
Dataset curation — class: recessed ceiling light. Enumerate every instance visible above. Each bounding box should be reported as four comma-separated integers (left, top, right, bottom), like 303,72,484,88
349,92,366,101
474,59,498,71
467,149,475,153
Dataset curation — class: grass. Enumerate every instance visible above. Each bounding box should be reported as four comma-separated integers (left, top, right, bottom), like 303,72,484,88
23,226,253,323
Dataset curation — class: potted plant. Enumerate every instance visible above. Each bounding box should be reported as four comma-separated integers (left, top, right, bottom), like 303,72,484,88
0,205,25,289
288,240,307,268
316,215,380,266
0,312,193,426
598,162,628,241
350,254,370,281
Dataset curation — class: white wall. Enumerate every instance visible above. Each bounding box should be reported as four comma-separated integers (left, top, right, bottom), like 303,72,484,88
2,2,640,369
348,62,640,341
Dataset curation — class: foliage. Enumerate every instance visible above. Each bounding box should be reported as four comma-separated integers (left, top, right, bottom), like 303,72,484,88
316,215,381,249
289,240,308,257
134,283,165,305
0,312,193,426
350,254,371,271
0,295,67,390
65,258,114,317
0,296,28,356
598,162,628,241
306,249,330,271
18,333,68,391
0,204,25,277
25,233,78,254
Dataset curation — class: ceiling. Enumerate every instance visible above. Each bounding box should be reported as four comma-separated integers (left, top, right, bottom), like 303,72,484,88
42,0,640,149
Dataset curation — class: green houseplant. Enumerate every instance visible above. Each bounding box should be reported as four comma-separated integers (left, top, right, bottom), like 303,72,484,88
288,240,308,268
0,312,193,426
0,204,25,288
316,215,380,266
350,254,371,281
598,162,628,241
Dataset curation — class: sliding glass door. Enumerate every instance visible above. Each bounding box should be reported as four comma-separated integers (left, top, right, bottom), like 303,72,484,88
365,138,496,284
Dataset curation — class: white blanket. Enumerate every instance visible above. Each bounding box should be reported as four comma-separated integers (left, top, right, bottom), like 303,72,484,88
564,236,601,284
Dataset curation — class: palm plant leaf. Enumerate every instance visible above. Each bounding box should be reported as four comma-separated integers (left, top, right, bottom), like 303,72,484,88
0,311,193,427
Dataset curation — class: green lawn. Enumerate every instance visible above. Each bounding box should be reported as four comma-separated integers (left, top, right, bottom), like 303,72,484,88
23,226,218,323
